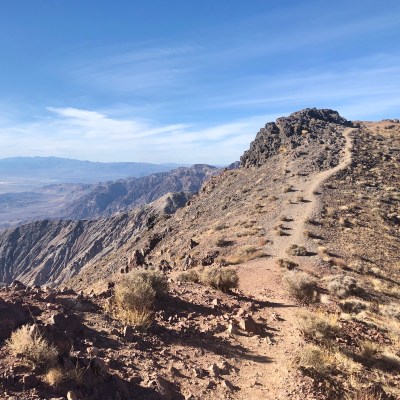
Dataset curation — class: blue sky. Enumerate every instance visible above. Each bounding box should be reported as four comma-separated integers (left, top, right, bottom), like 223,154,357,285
0,0,399,164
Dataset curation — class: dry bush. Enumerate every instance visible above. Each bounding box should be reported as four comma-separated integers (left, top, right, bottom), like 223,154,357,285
132,268,169,298
359,340,381,360
339,299,367,314
236,228,260,237
285,271,317,303
177,269,200,283
226,245,267,265
201,266,239,292
113,268,167,330
327,274,362,298
7,325,58,370
213,222,228,231
216,238,234,247
178,266,239,292
277,258,298,270
297,344,334,375
299,312,340,343
45,367,65,386
287,244,308,256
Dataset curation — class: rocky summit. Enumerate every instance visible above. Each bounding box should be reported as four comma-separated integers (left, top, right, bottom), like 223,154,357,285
0,109,399,400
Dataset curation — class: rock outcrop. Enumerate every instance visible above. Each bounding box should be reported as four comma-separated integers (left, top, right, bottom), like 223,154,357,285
240,108,352,170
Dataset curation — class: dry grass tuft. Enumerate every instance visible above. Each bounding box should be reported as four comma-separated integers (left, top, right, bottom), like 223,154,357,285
44,367,65,386
299,312,340,343
225,245,267,265
7,325,58,370
327,274,362,298
284,271,317,304
287,244,308,256
297,344,334,375
178,266,239,292
277,258,298,270
201,266,239,292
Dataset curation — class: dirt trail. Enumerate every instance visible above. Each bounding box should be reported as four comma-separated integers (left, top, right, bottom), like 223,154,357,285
233,128,354,399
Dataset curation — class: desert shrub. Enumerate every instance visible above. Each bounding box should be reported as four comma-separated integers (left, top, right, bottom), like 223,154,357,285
287,244,308,256
201,266,239,292
7,325,58,370
226,245,267,265
45,367,65,386
327,274,362,298
358,341,381,360
299,312,340,343
113,268,168,329
285,271,317,303
177,269,200,283
277,258,298,270
236,228,260,237
213,222,228,231
133,269,169,298
339,299,367,314
297,344,333,375
216,238,234,247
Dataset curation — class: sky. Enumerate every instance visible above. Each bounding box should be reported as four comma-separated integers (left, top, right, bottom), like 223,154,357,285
0,0,399,164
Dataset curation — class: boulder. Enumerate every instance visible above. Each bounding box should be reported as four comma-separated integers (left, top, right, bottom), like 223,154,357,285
0,299,31,341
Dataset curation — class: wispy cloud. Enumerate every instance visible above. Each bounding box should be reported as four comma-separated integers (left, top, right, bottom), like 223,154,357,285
0,107,274,164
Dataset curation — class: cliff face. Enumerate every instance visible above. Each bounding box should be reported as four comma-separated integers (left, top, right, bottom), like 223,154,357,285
240,108,352,170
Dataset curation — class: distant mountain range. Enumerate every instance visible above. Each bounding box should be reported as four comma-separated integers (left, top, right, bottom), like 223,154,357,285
0,164,218,229
0,156,186,193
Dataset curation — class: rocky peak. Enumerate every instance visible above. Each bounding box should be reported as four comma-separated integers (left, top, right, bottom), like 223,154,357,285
240,108,351,168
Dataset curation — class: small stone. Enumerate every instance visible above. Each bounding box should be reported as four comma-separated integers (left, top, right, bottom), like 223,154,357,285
211,298,220,308
123,325,134,340
208,363,220,377
67,391,78,400
227,322,239,335
86,346,99,357
239,316,263,334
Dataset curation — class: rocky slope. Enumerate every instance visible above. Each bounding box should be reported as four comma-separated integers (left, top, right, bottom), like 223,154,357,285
0,192,191,285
